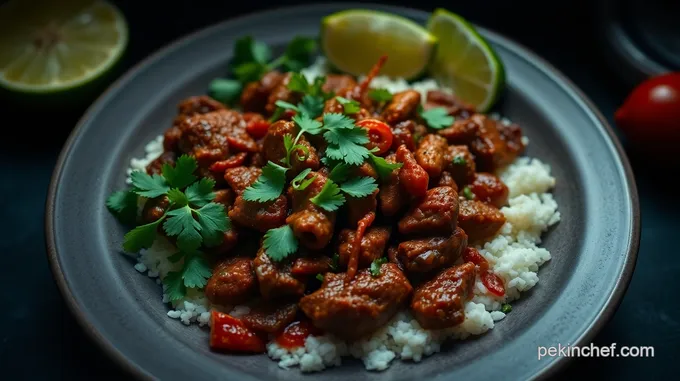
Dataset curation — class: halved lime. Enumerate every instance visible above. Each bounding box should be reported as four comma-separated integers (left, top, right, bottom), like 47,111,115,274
426,9,505,112
321,10,437,79
0,0,128,94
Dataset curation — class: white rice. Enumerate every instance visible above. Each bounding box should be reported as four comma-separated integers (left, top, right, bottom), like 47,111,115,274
126,59,560,372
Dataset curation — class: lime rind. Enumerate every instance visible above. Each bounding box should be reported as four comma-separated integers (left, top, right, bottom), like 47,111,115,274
426,8,505,112
0,0,129,94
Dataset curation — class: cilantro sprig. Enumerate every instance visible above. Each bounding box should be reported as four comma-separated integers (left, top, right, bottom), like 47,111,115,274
322,113,372,166
106,155,230,301
310,174,378,212
208,36,317,104
242,161,289,202
419,106,454,129
263,224,298,262
370,257,388,277
335,96,360,114
368,88,393,103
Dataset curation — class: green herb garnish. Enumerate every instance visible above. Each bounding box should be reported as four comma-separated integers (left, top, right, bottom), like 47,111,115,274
315,273,325,282
501,304,512,314
452,155,467,166
462,186,475,200
370,257,388,277
335,96,361,114
368,153,403,181
310,178,345,212
420,106,454,129
368,88,393,102
242,161,289,202
322,113,371,166
263,224,298,262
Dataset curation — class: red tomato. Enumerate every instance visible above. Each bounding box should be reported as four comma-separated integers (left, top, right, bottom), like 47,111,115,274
210,311,266,353
614,72,680,151
246,119,270,139
481,271,505,297
275,320,322,349
209,152,248,173
356,119,393,155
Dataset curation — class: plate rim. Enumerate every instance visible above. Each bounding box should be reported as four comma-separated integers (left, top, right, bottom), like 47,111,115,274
44,3,641,380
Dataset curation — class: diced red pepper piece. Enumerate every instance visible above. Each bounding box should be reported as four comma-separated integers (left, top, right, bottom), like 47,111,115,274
481,271,506,297
209,152,248,173
246,120,271,140
209,311,266,353
275,320,323,350
396,144,429,198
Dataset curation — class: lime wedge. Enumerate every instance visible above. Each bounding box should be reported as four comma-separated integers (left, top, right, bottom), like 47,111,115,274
426,9,505,112
0,0,128,94
321,10,437,79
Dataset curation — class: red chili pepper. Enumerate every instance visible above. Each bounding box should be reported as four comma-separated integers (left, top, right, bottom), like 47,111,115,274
356,119,393,156
462,247,488,270
481,271,506,297
346,212,375,282
246,119,271,140
209,152,248,173
275,320,322,350
396,144,429,198
209,311,266,353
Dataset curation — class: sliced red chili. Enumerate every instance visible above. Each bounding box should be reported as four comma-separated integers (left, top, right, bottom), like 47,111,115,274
246,119,271,140
356,118,393,156
481,271,506,297
209,152,248,173
275,320,322,350
462,247,488,269
209,311,266,353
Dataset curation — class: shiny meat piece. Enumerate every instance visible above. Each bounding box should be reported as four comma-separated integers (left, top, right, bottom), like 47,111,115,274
391,120,416,151
205,257,257,306
438,118,479,144
424,90,475,118
396,227,467,273
323,74,357,93
177,95,226,116
146,151,176,175
468,172,509,208
142,195,170,224
497,121,526,163
228,194,288,233
398,186,459,235
410,262,476,329
445,145,476,186
223,166,262,195
208,227,239,256
415,134,449,178
291,256,333,277
286,172,336,249
265,73,301,115
163,126,183,152
396,144,429,198
262,120,320,175
213,189,235,209
437,171,458,191
381,90,421,124
254,247,305,299
241,301,299,333
378,153,409,216
458,199,506,243
299,263,412,341
240,71,285,113
178,110,258,166
337,226,391,269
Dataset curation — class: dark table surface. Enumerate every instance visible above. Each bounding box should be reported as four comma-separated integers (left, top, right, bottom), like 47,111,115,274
1,0,678,379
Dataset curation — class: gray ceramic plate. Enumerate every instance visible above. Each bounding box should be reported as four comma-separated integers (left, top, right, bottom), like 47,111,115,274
46,3,640,380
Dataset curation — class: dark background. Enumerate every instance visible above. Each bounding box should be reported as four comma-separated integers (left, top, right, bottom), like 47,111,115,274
1,0,678,379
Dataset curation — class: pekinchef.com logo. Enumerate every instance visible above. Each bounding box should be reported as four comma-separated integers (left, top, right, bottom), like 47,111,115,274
538,343,655,360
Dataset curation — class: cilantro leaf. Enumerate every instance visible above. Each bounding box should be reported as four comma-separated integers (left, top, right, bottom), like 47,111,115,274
328,163,352,183
368,88,393,102
232,36,271,66
130,171,169,198
369,153,403,180
106,190,138,225
123,218,163,253
167,188,188,207
161,155,197,189
182,254,212,289
310,179,345,212
324,127,371,165
275,100,299,112
291,168,316,191
163,271,186,301
287,73,309,93
252,41,272,64
452,155,467,166
298,95,325,119
242,161,288,202
322,112,355,130
462,186,475,200
209,78,242,105
269,106,286,122
370,257,388,277
195,202,229,247
283,36,317,71
340,177,378,198
335,96,361,114
315,273,324,282
420,107,454,129
293,113,323,135
233,61,267,83
185,178,216,207
263,225,298,262
163,205,202,252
